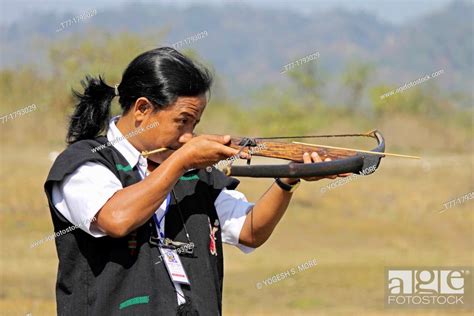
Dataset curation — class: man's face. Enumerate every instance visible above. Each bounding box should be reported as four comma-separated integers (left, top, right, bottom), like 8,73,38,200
129,94,207,163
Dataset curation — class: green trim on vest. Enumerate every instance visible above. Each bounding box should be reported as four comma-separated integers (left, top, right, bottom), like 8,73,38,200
115,163,133,172
180,174,199,181
119,295,150,310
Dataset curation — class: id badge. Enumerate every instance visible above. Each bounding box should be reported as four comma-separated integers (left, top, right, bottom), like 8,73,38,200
159,247,190,285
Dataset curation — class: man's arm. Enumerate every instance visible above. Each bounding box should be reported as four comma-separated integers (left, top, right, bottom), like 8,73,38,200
95,151,188,237
96,135,244,238
238,152,343,248
237,178,297,248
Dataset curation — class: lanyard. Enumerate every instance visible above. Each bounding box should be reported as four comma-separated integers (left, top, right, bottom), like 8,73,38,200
153,193,172,241
149,189,195,256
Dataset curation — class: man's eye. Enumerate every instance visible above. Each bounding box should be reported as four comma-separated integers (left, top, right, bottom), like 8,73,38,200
180,119,188,124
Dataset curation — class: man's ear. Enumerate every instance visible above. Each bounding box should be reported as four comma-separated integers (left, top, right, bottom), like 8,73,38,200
138,103,147,113
133,98,154,119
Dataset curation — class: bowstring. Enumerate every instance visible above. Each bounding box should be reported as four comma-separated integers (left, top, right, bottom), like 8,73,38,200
253,132,375,140
227,138,251,168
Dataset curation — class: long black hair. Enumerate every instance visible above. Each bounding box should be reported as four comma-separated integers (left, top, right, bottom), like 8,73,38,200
67,47,213,144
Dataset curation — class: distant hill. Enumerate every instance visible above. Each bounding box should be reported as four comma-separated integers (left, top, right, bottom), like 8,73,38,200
0,0,472,99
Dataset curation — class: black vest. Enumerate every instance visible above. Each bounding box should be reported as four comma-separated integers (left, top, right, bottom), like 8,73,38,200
44,136,240,315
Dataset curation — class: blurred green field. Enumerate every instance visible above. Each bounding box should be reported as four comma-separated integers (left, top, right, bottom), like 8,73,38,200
1,142,472,315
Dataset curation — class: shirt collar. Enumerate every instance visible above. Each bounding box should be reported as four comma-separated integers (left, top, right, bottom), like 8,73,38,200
107,116,143,169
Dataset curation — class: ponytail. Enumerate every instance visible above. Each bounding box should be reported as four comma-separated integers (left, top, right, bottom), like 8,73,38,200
67,75,115,144
67,47,213,144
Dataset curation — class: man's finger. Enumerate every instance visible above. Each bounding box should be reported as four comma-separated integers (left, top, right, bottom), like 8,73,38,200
203,134,232,144
179,133,194,143
239,151,250,159
220,146,242,159
303,152,312,163
218,144,251,160
311,152,322,163
303,176,324,181
338,173,352,177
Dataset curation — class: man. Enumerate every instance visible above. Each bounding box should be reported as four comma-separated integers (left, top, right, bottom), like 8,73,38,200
44,47,339,315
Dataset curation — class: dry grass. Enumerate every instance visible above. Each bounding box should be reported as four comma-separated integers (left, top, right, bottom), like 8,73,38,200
0,29,472,315
0,141,472,315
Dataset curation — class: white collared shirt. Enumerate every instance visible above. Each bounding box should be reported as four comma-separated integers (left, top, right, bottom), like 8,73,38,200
51,116,255,305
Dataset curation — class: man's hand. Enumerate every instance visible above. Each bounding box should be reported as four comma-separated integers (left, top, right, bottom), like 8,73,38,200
176,134,249,171
280,151,351,184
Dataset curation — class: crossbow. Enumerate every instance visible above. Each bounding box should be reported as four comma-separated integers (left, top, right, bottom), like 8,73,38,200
223,129,386,178
141,129,419,178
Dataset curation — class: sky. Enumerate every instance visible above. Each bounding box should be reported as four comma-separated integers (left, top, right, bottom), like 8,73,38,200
0,0,457,26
